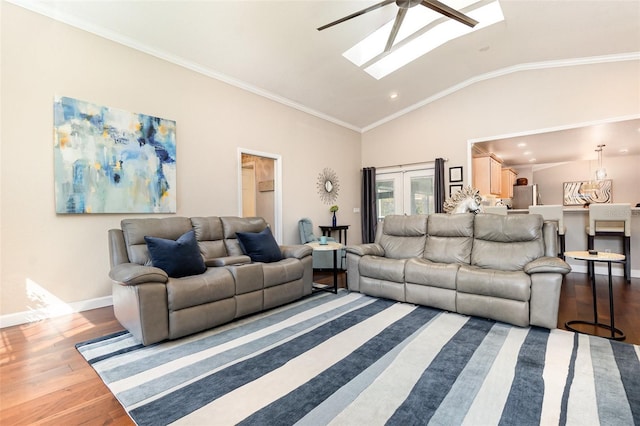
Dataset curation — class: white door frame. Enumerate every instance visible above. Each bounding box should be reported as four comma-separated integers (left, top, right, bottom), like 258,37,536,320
237,148,283,242
241,161,256,217
376,164,434,216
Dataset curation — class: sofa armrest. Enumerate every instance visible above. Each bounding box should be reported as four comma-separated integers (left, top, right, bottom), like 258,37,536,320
109,263,168,285
280,244,313,259
206,255,251,267
524,256,572,275
346,243,385,257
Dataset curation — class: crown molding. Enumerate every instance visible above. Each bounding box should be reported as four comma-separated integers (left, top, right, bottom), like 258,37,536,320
6,0,361,133
7,0,639,135
362,52,640,133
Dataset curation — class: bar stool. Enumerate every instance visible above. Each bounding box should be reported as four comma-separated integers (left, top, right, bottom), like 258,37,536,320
528,205,566,259
586,203,631,283
483,205,507,215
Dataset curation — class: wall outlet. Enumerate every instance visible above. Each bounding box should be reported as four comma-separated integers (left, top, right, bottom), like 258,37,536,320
353,207,360,213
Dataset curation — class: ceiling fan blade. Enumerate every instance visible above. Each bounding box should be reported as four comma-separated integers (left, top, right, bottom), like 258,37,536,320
317,0,396,31
385,8,408,52
421,0,478,28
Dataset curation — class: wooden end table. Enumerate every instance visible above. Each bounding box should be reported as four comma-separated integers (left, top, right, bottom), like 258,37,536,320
306,241,343,294
564,250,626,340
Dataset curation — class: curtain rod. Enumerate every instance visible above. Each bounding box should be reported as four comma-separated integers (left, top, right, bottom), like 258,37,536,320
376,158,449,170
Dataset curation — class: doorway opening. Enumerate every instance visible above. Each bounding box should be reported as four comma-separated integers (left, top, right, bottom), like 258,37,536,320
238,149,282,242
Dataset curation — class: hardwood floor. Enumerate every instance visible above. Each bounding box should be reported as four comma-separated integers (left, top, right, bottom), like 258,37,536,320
1,271,638,425
0,306,132,425
557,271,640,342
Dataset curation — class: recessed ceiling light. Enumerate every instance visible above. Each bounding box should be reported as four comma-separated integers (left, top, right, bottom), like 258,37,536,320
517,142,527,148
389,92,399,100
528,158,537,163
619,148,629,154
523,151,531,155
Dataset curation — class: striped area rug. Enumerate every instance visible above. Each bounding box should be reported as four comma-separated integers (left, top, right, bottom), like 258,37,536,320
77,291,640,425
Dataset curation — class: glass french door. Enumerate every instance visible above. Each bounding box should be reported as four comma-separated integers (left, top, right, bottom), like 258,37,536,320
376,168,435,220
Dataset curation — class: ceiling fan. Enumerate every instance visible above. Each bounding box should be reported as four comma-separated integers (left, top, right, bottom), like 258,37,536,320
318,0,478,52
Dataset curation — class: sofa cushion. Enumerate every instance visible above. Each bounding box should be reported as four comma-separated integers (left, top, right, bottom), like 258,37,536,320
378,214,428,259
221,216,269,256
122,217,193,266
457,265,531,302
424,213,474,264
144,230,207,278
236,227,283,263
405,258,459,290
263,258,304,288
191,217,228,260
471,214,545,271
166,267,235,311
359,256,406,283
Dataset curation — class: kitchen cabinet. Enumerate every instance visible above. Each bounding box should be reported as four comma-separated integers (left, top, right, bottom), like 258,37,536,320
472,154,503,195
501,168,518,198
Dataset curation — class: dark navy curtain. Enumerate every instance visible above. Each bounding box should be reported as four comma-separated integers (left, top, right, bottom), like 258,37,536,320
361,167,377,243
434,158,446,213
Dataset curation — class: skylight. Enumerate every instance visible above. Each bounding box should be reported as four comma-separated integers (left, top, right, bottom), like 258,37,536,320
343,0,505,80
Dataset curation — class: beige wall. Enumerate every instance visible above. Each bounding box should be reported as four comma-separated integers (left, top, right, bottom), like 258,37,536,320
0,3,361,319
2,2,639,321
518,155,640,206
362,59,639,278
361,61,640,185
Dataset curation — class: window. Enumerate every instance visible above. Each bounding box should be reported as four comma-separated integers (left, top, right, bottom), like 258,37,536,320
376,166,435,220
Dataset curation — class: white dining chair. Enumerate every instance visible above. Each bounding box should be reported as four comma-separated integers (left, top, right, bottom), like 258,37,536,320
528,205,566,259
586,203,631,283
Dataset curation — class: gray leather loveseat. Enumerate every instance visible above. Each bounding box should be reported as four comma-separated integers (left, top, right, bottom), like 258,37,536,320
108,216,313,345
346,213,571,329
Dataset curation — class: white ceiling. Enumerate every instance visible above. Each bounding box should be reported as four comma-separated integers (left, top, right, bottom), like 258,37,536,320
473,117,640,167
9,0,640,163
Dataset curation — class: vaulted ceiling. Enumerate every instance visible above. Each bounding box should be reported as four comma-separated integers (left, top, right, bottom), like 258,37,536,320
7,0,640,166
11,0,640,134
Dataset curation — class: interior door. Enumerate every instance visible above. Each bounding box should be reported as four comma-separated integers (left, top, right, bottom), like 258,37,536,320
242,162,256,217
238,149,282,242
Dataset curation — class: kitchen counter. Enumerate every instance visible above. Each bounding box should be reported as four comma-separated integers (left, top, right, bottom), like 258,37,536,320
506,207,640,214
503,206,639,279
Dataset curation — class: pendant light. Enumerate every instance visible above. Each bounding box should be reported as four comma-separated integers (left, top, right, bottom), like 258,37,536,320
595,144,607,181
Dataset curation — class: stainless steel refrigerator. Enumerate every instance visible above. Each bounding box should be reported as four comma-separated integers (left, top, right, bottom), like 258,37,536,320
512,185,539,209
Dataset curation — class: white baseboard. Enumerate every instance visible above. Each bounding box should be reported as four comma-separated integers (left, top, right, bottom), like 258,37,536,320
0,296,113,329
0,263,635,329
565,263,638,279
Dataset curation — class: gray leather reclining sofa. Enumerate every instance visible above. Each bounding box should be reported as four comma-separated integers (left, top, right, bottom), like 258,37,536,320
346,213,571,329
108,216,313,345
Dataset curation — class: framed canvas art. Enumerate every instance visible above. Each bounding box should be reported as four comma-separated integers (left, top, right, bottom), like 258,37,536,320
53,97,177,213
563,180,612,206
449,184,463,197
449,166,463,183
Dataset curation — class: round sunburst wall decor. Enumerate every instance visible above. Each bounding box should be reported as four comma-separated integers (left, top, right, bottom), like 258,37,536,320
317,167,340,204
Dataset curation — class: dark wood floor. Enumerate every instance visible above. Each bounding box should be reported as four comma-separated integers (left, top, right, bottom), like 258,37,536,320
1,271,637,425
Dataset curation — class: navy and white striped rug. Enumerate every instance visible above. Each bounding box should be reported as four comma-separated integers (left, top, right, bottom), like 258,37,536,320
77,291,639,425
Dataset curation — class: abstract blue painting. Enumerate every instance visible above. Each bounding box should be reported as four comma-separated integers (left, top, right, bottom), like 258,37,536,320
54,97,177,213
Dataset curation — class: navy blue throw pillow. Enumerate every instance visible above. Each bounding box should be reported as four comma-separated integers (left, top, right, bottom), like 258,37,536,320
236,227,282,263
144,230,207,278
